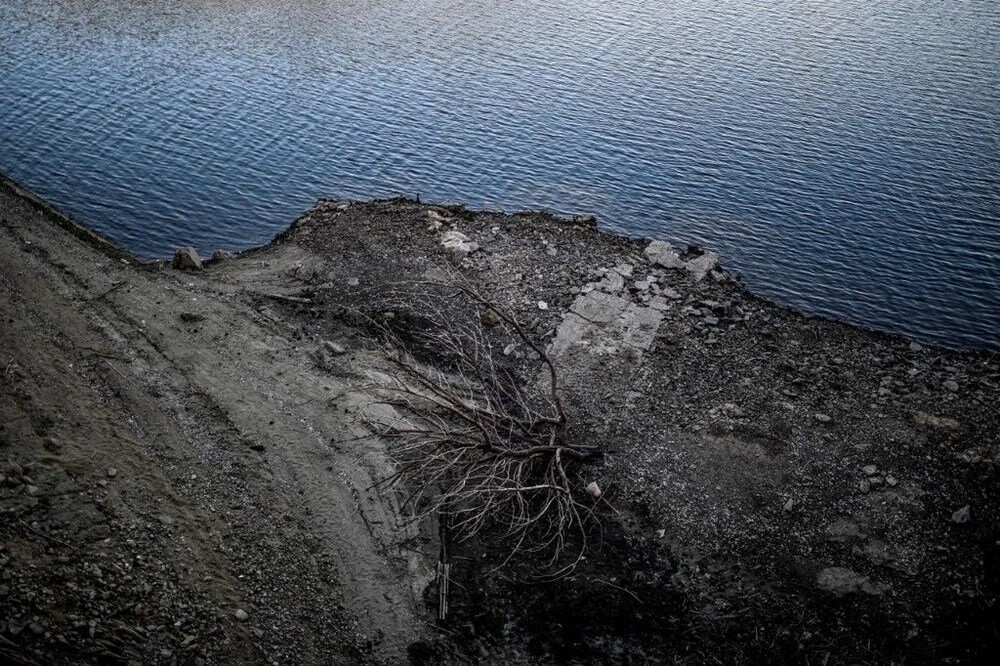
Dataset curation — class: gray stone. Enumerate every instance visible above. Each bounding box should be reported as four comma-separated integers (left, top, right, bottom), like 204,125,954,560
550,290,663,361
914,412,959,430
441,230,479,255
211,249,234,262
816,567,882,596
862,465,878,476
234,609,249,622
685,252,720,282
632,279,654,292
950,505,971,524
597,271,625,294
323,340,347,355
814,413,832,423
909,342,924,352
644,240,684,269
569,290,629,324
942,380,959,392
173,247,203,271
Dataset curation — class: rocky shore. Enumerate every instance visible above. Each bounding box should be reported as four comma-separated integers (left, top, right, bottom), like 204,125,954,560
2,177,998,664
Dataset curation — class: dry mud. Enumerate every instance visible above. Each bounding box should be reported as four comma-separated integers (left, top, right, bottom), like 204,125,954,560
1,179,998,664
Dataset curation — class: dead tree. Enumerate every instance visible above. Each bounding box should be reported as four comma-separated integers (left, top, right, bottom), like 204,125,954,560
361,283,602,575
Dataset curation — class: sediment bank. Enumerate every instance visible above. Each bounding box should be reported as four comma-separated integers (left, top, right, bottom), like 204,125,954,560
1,177,997,664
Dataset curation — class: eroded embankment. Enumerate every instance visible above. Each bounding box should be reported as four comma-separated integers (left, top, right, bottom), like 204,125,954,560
2,180,999,664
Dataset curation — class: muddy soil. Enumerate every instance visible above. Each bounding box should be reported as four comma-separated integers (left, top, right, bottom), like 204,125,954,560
2,179,998,664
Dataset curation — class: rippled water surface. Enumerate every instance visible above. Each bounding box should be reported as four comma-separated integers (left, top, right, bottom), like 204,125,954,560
1,0,998,347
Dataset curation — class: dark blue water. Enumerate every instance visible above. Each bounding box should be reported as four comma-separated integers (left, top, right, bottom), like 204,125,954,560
1,0,998,348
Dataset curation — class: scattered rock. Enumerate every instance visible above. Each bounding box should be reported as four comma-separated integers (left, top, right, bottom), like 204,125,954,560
644,240,685,269
173,247,203,271
323,340,347,355
950,505,971,524
180,312,205,323
942,380,959,393
814,413,832,423
685,252,719,282
480,309,502,327
643,241,720,281
233,609,249,622
597,270,626,294
586,481,602,499
426,210,446,231
816,567,882,596
211,249,235,262
885,475,898,487
441,230,479,255
914,412,959,431
107,468,118,478
909,342,924,352
859,479,871,493
537,301,548,311
862,465,878,476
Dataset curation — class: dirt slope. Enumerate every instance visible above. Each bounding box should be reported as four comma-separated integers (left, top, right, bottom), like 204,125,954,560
1,179,429,665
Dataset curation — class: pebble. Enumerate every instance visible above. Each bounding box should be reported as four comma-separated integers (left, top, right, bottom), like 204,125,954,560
107,468,118,478
234,609,249,622
323,340,347,355
942,380,959,392
885,475,898,487
862,465,878,476
859,479,872,494
537,301,548,310
909,342,923,352
814,413,832,423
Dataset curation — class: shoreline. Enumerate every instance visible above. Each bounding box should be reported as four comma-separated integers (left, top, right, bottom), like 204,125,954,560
2,175,998,663
6,171,994,356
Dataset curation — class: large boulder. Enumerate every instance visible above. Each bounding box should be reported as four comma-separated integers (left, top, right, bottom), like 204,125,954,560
173,246,203,270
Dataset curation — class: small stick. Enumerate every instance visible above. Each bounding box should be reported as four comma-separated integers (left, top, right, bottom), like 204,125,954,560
16,518,79,553
87,280,127,302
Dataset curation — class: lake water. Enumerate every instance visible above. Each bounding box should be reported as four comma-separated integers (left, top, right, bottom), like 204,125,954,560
1,0,998,349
